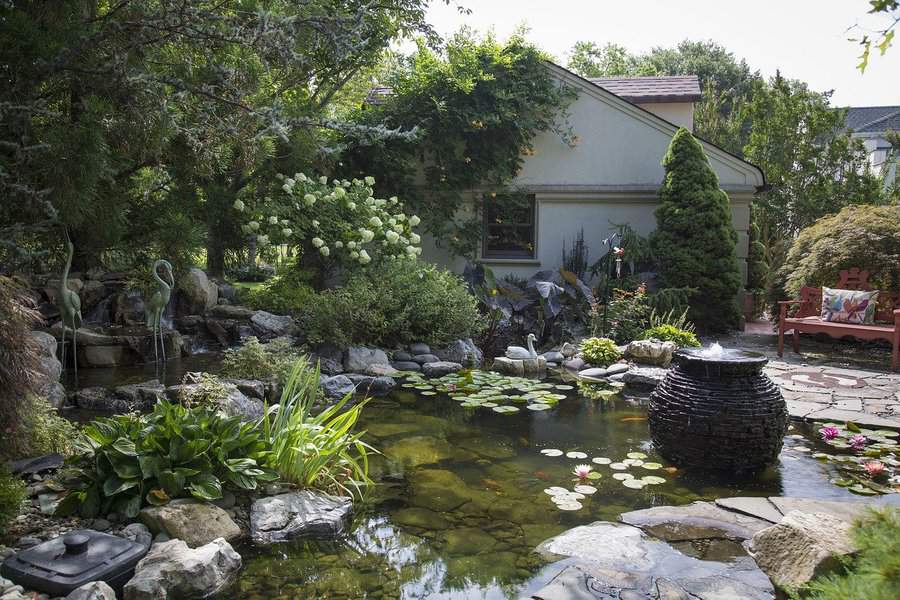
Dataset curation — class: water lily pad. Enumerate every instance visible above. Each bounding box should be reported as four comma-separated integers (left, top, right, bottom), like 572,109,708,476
566,451,588,459
526,403,552,411
623,479,646,489
641,462,663,470
541,449,564,457
626,452,648,459
586,472,602,480
481,402,498,408
573,485,597,494
556,501,583,511
641,476,666,485
544,486,569,495
555,385,574,390
612,473,633,480
610,462,627,470
792,446,811,453
492,405,519,414
849,484,878,495
420,391,437,396
592,457,612,465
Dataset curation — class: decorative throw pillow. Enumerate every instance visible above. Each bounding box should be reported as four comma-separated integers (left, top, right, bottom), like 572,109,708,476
820,287,879,324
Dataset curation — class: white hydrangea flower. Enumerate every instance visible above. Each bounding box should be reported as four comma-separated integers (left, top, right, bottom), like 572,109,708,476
388,218,396,226
347,241,357,249
275,173,285,180
281,228,293,237
369,216,382,228
268,216,279,225
365,176,376,186
385,231,399,243
303,193,316,206
415,247,422,255
365,197,375,205
389,196,398,204
350,251,359,259
257,234,270,246
334,241,344,248
405,245,416,254
347,201,356,210
409,215,420,226
282,184,292,193
393,224,404,233
394,213,405,221
360,229,375,243
285,178,295,187
312,237,324,248
334,187,346,199
233,200,245,211
296,173,307,182
319,246,330,257
358,250,371,264
312,220,320,228
248,221,260,231
319,176,328,184
410,233,421,244
280,219,289,226
240,224,251,234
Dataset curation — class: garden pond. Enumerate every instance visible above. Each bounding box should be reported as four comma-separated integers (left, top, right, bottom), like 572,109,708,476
66,360,900,599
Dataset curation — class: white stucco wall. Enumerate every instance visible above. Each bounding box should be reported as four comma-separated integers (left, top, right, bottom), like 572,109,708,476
419,64,763,286
635,101,694,131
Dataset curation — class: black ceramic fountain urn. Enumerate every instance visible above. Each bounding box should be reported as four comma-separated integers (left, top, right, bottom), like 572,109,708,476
648,348,788,473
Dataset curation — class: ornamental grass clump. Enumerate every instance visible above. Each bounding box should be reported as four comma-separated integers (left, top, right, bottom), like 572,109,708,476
579,337,621,366
640,324,701,348
259,359,374,499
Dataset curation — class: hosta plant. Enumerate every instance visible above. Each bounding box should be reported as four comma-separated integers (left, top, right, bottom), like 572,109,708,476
579,337,622,366
56,402,276,518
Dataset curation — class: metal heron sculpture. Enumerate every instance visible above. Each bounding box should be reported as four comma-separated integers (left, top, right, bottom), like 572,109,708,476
58,230,83,379
144,259,174,365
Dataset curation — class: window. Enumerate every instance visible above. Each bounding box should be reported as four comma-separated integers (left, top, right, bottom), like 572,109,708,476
482,193,536,259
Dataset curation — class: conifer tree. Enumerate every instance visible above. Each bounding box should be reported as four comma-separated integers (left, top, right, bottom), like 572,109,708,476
651,128,742,331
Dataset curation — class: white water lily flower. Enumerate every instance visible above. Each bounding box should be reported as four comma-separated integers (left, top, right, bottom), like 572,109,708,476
303,193,316,206
410,233,421,244
409,215,420,226
369,216,382,228
311,237,324,248
365,176,376,186
248,221,260,231
281,228,293,237
233,200,245,211
268,216,279,225
334,241,343,248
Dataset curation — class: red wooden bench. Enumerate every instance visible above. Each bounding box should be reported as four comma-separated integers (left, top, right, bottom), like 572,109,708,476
778,268,900,371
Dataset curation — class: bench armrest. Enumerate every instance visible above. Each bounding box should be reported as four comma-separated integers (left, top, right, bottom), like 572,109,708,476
778,299,808,319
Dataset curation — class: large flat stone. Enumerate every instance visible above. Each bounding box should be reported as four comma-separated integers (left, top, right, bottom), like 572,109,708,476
804,407,900,428
768,497,870,523
139,502,241,548
250,491,352,544
123,537,240,600
620,501,771,541
714,497,784,524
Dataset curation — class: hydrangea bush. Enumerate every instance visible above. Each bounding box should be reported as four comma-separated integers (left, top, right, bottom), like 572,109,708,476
234,174,422,268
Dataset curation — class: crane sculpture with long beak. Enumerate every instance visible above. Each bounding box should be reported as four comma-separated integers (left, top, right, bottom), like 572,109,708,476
144,259,174,365
58,230,83,378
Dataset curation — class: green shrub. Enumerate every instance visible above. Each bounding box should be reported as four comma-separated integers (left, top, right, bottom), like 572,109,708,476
178,373,235,408
260,360,374,498
237,265,317,313
640,324,701,347
0,467,26,535
795,508,900,599
221,336,300,384
21,396,80,457
774,205,900,306
305,261,483,348
56,402,277,519
593,284,651,344
650,128,742,332
580,337,622,366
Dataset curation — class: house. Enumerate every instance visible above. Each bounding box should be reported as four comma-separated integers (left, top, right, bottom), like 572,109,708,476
843,105,899,189
416,63,766,288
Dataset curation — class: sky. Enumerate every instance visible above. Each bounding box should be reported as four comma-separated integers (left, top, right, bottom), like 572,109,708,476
421,0,900,107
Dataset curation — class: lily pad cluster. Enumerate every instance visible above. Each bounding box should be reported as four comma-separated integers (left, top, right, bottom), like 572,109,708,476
400,370,573,414
809,422,899,496
537,448,671,510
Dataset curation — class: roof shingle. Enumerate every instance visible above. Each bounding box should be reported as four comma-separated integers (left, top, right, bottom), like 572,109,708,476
587,75,702,103
843,106,900,134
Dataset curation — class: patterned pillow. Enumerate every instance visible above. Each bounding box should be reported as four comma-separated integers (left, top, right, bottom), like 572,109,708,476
820,287,879,324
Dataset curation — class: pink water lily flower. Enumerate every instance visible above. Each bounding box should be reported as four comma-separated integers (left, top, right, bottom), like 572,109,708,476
864,461,885,477
819,426,840,441
850,434,868,450
572,464,592,479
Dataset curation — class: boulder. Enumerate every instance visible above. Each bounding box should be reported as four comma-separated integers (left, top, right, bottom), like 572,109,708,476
491,356,524,377
208,304,254,320
393,351,414,362
563,357,585,371
605,362,630,376
365,363,399,377
218,388,265,422
74,387,131,412
422,361,463,378
541,351,565,364
222,378,266,400
344,374,395,395
204,319,232,346
343,347,389,373
250,311,296,337
749,510,857,590
578,367,608,380
409,342,431,355
391,361,421,372
139,502,241,548
30,330,57,358
120,523,153,547
560,342,578,358
412,353,440,365
535,521,774,600
620,501,771,542
320,375,356,398
250,491,352,544
626,339,678,367
123,537,241,600
180,268,218,314
66,581,117,600
438,339,483,367
622,366,668,388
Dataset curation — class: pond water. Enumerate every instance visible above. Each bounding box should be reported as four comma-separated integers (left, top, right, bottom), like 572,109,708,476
221,371,899,600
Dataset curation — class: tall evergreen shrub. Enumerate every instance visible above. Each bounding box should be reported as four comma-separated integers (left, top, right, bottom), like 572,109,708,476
651,128,742,331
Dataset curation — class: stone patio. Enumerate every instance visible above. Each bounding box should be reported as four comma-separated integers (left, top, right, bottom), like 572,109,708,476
717,324,900,429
